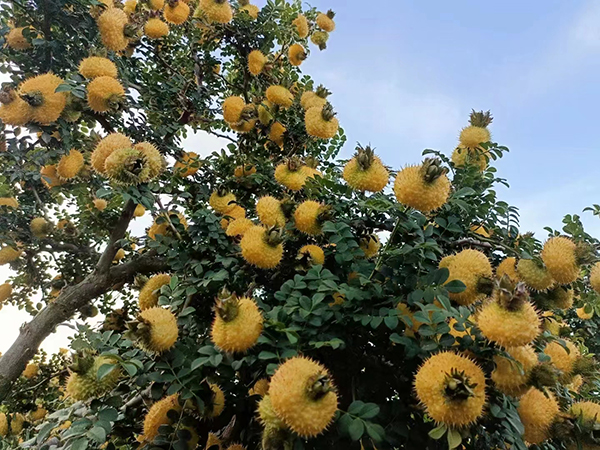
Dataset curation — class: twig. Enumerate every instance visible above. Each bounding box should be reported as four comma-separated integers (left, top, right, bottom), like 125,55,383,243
156,197,182,240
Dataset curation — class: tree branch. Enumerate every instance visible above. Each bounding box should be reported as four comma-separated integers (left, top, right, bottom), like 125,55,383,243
95,200,136,274
0,250,168,401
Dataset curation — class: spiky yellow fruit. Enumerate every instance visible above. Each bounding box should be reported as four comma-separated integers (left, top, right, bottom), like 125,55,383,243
226,444,245,450
137,307,179,353
19,73,67,125
144,18,169,38
200,0,233,23
113,248,125,261
305,104,338,139
256,196,285,227
394,162,451,213
248,50,267,75
211,297,263,353
310,31,329,49
288,43,306,66
91,133,132,174
496,257,519,281
270,357,338,437
459,125,491,149
274,163,310,191
30,217,51,238
518,387,559,444
239,2,259,19
568,374,584,393
147,212,188,239
134,142,164,179
590,262,600,294
292,14,309,38
516,259,554,291
22,363,39,379
226,218,253,237
222,96,245,123
269,122,286,147
0,413,7,437
414,351,486,427
541,236,579,284
343,150,389,192
174,152,201,177
6,27,32,50
97,8,129,51
142,394,181,442
442,249,492,306
93,198,108,211
29,407,47,422
300,91,328,110
569,401,600,447
234,164,256,177
206,433,222,449
549,286,574,309
139,273,171,310
577,306,594,320
78,56,118,79
452,147,488,172
294,200,325,235
206,383,225,418
0,246,22,265
359,235,381,259
249,378,270,397
0,91,31,126
316,10,335,32
164,1,190,24
240,225,283,269
298,245,325,265
123,0,136,13
87,76,125,113
209,190,236,214
57,149,84,180
257,394,286,428
104,147,151,185
10,413,24,435
65,356,121,400
478,299,541,347
149,0,164,9
134,204,145,217
266,85,293,108
491,345,538,396
0,197,18,208
544,339,579,375
40,164,64,189
0,283,12,303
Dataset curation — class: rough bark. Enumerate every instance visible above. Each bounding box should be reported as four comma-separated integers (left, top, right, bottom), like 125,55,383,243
0,200,168,401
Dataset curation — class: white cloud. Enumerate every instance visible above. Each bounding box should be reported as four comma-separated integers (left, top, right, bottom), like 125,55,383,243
180,129,232,157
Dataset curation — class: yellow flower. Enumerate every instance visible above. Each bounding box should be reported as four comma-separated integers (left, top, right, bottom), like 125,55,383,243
266,85,293,108
270,357,338,437
93,198,108,211
292,14,309,38
305,103,339,139
248,49,267,75
288,43,306,66
394,160,450,213
57,149,84,180
19,73,67,124
97,8,129,52
414,351,486,427
164,1,190,25
144,18,169,39
174,152,202,177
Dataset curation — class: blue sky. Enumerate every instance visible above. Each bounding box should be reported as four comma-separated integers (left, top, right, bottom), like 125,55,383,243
300,0,600,237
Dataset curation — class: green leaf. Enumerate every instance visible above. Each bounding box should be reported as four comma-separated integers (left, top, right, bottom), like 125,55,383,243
357,403,380,419
365,422,385,442
347,400,365,415
258,351,277,360
71,438,90,450
88,425,107,443
121,362,138,377
444,280,466,293
447,428,462,449
98,408,118,422
429,424,447,440
97,363,116,381
348,418,365,441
